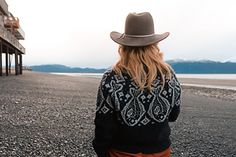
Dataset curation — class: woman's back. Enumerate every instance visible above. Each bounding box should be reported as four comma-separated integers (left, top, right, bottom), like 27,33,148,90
94,68,181,154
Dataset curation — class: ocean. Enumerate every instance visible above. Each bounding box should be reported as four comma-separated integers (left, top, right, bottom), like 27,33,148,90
52,73,236,80
51,73,236,90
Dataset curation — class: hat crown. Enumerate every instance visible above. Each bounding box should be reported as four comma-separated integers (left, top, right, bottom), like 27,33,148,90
110,12,169,47
125,12,155,36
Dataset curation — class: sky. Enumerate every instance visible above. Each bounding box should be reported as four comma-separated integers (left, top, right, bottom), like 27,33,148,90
6,0,236,68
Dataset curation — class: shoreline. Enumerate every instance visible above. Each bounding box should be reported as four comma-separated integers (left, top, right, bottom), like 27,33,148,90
182,83,236,91
1,71,236,101
50,72,236,91
50,72,236,101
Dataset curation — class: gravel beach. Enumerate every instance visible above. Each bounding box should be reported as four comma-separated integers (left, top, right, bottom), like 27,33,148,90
0,72,235,157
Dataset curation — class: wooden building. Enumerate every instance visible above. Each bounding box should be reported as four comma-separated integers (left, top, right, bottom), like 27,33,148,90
0,0,25,76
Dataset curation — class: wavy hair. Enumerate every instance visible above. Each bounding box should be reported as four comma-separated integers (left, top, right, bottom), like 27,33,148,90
112,44,172,91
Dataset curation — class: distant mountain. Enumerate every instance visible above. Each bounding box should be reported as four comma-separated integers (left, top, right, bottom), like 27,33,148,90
167,60,236,74
30,60,236,74
31,64,107,73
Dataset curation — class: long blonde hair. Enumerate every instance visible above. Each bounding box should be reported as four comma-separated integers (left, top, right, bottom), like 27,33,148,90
112,44,172,91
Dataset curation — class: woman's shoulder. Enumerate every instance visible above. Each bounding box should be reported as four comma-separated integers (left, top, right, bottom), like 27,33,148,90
166,68,181,88
102,68,115,80
170,68,179,80
102,68,128,79
100,68,116,86
101,68,130,86
165,66,177,80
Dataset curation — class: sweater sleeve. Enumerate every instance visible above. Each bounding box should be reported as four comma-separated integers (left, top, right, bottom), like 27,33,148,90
168,72,182,122
92,71,116,157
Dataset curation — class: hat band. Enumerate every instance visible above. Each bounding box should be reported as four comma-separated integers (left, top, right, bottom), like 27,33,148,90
121,33,155,38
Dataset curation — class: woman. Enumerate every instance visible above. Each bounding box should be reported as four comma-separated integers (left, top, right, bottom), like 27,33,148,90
93,12,182,157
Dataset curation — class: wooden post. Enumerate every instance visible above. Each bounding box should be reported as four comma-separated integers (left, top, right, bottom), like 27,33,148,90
19,54,22,74
0,41,2,76
9,54,11,74
15,50,19,75
6,46,8,76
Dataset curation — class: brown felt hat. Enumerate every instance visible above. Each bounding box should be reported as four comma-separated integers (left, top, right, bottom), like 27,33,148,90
110,12,169,47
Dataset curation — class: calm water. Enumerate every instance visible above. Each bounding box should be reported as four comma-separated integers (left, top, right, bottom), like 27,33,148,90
52,73,103,78
52,73,236,80
52,73,236,90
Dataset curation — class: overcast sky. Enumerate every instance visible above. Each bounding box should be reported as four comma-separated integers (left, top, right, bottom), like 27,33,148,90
6,0,236,68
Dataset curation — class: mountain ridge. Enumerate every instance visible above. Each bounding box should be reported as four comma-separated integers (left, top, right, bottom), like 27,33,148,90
30,60,236,74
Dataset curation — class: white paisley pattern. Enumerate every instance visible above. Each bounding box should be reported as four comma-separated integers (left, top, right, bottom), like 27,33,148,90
96,69,182,126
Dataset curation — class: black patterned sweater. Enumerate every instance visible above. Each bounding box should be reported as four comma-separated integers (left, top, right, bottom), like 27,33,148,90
92,69,182,157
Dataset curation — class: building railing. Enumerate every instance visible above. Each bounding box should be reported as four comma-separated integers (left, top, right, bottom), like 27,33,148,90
0,0,8,15
3,16,25,40
16,26,25,40
0,24,25,54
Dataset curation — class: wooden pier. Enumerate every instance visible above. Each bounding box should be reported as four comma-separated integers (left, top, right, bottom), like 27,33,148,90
0,0,25,76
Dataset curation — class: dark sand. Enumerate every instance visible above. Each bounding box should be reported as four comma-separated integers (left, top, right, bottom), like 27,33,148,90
179,77,236,88
0,72,235,157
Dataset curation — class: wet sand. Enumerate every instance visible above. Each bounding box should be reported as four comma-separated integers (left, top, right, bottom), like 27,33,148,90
179,77,236,90
0,72,235,156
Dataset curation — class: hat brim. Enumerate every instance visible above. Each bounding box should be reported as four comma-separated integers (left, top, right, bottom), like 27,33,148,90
110,31,169,47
